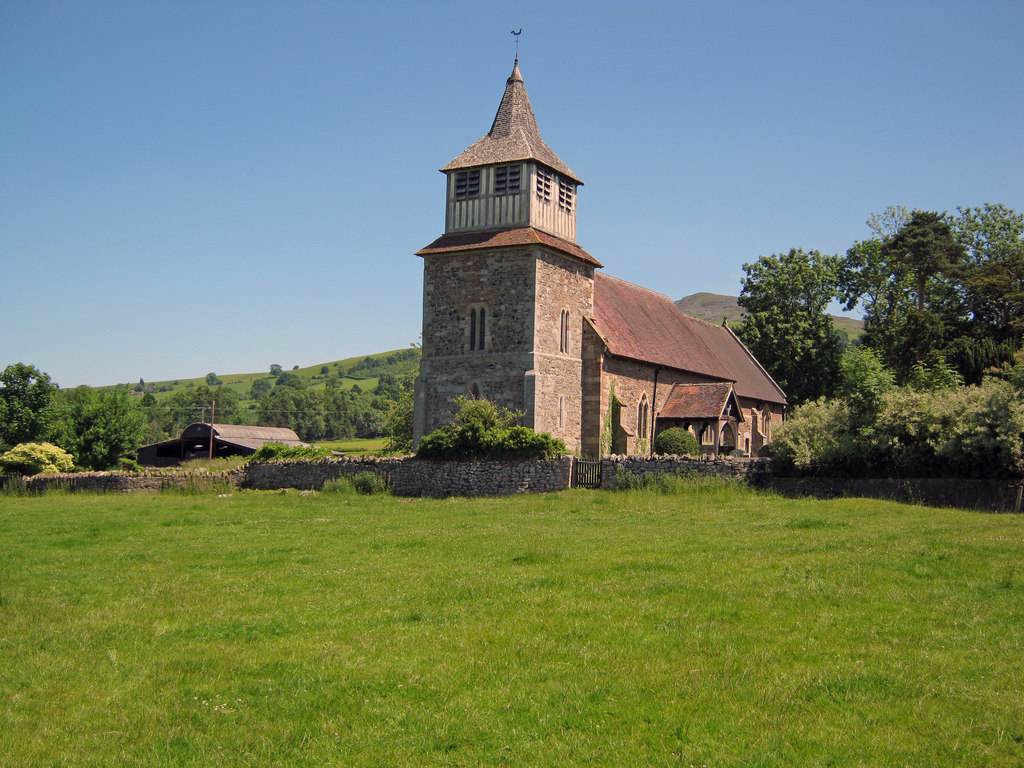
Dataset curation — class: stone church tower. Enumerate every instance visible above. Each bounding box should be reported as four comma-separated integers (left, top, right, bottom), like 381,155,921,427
412,60,600,451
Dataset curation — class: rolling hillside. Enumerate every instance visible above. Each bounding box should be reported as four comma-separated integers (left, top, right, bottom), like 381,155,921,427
126,293,862,397
128,348,419,399
675,292,863,339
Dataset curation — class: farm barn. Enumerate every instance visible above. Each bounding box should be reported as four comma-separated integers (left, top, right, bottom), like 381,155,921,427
136,423,305,466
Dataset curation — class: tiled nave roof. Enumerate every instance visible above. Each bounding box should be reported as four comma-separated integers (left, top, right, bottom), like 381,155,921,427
591,273,786,406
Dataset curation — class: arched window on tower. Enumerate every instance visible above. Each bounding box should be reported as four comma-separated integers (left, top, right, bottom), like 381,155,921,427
559,309,570,353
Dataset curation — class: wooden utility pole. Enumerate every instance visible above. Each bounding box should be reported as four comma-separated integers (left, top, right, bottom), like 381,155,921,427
209,400,216,460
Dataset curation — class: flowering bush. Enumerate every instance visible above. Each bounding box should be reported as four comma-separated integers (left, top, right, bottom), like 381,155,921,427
0,442,74,476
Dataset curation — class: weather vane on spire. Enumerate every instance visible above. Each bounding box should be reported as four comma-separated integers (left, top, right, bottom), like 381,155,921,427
511,28,522,63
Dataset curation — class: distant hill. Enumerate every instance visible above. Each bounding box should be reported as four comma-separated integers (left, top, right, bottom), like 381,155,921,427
675,293,863,339
120,348,420,398
675,293,746,326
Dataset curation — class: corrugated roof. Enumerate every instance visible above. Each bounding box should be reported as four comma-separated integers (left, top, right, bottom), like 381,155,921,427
207,424,304,442
441,62,581,183
659,383,737,420
417,227,602,267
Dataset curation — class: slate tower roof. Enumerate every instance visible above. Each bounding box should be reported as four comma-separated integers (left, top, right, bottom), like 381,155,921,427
442,61,581,184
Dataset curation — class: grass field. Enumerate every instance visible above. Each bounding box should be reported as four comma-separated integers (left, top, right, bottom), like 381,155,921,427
314,437,389,456
1,485,1022,767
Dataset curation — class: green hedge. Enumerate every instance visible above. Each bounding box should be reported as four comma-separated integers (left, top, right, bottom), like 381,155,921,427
771,375,1024,479
247,443,334,462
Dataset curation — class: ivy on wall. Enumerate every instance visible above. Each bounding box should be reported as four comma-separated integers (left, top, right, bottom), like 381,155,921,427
599,380,621,456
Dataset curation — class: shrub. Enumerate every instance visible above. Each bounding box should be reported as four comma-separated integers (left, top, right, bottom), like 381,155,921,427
653,428,699,456
118,457,142,472
247,443,333,462
769,398,851,472
321,477,355,495
417,397,566,461
615,470,682,492
0,442,74,476
772,378,1024,479
350,471,390,495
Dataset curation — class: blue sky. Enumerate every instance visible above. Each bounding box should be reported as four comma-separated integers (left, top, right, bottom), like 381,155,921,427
2,0,1021,387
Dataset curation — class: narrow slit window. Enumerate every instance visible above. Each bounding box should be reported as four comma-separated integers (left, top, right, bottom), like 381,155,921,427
467,304,487,352
559,309,570,353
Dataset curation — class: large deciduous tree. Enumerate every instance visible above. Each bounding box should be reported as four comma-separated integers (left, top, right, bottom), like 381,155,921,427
0,363,60,448
53,387,148,470
736,248,844,405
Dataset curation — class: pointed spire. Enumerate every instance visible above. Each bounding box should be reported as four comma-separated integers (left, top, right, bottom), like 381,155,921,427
488,61,535,139
442,61,580,184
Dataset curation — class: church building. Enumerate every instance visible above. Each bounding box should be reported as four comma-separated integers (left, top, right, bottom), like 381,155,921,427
412,60,786,457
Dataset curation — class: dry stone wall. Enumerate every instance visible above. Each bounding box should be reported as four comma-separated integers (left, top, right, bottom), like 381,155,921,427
394,456,572,497
9,456,1020,512
17,469,242,494
242,455,573,497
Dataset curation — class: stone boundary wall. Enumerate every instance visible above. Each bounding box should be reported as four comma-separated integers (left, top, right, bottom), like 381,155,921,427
242,455,574,498
6,456,1021,512
600,454,772,490
15,469,243,494
241,456,403,491
768,476,1023,514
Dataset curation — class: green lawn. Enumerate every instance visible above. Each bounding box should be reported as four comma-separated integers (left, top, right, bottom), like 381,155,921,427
1,486,1022,767
315,437,389,455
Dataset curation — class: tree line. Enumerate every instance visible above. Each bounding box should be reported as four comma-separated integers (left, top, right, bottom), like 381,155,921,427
735,203,1024,479
736,204,1023,405
0,352,419,471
